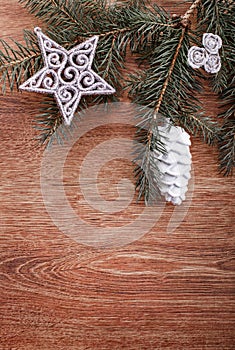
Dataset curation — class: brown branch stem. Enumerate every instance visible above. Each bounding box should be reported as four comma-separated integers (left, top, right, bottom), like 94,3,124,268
99,22,174,38
0,53,40,72
144,0,202,166
153,28,186,119
141,0,202,198
182,0,201,25
153,0,202,119
50,0,81,27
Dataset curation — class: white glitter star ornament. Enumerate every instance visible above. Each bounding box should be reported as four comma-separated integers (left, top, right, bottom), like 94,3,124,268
20,27,115,125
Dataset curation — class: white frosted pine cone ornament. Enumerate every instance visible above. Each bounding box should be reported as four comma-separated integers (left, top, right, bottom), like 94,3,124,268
153,123,192,206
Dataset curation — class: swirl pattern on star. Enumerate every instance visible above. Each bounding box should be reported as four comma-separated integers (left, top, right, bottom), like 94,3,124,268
20,27,115,125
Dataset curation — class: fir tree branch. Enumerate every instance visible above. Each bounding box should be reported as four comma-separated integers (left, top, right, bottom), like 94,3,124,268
218,120,235,176
19,0,78,25
34,95,86,147
153,28,186,117
0,54,38,71
33,96,62,146
19,0,102,38
94,34,124,90
99,22,173,39
0,0,232,180
177,113,219,145
20,0,174,44
153,0,202,116
133,113,165,205
218,74,235,175
197,0,235,174
48,0,83,27
101,35,117,77
128,0,221,202
0,30,41,93
181,0,201,26
198,0,235,92
5,0,174,144
0,0,173,94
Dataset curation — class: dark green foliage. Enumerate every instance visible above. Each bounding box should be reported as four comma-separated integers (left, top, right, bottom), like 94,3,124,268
0,30,41,93
19,0,107,41
133,112,166,205
198,0,235,93
33,96,63,147
219,119,235,176
136,28,218,145
94,35,125,91
218,77,235,176
198,0,235,174
128,27,219,201
0,0,234,203
0,0,174,147
34,95,87,147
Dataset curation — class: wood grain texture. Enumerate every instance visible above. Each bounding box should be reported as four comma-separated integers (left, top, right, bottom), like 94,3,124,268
0,1,234,349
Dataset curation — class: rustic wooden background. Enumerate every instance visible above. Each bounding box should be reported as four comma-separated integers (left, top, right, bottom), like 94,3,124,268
0,1,234,349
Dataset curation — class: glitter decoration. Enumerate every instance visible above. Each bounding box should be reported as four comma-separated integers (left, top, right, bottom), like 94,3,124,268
204,54,221,74
187,46,208,69
153,122,192,205
202,33,222,54
188,32,222,74
20,27,115,125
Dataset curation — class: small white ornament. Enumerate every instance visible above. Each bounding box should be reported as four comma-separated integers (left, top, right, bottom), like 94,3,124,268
204,53,221,74
187,46,208,69
20,27,115,125
202,33,222,54
153,123,192,205
188,32,222,74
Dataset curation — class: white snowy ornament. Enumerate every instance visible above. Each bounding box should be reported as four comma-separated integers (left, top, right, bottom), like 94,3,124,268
188,33,222,74
153,123,192,205
20,27,115,125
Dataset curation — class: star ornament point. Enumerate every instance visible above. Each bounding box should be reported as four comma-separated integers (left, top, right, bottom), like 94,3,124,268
20,27,115,125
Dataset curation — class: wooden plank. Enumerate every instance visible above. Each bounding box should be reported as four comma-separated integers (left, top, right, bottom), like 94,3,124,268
0,1,234,349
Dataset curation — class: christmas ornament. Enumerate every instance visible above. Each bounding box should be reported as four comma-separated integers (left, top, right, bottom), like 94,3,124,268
188,33,222,74
153,124,192,205
0,0,234,207
19,27,115,125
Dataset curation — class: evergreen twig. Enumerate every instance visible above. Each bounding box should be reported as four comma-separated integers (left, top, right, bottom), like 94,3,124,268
198,0,235,92
0,30,41,93
129,0,220,203
218,77,235,176
197,0,235,174
0,0,233,195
